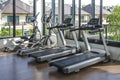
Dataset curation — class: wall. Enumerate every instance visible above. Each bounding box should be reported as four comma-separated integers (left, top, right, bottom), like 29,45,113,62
19,14,26,22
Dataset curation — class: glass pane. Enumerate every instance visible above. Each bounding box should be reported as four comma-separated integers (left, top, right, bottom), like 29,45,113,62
45,0,58,34
15,0,33,36
0,0,13,37
103,0,120,41
0,0,34,37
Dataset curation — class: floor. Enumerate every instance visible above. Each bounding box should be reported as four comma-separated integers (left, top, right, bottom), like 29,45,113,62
0,53,120,80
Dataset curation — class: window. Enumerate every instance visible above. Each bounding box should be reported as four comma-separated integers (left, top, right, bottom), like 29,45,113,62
81,15,84,20
7,16,19,24
0,0,35,38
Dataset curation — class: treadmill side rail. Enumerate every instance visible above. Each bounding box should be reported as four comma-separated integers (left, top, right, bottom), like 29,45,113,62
63,57,105,73
49,53,84,63
36,48,76,62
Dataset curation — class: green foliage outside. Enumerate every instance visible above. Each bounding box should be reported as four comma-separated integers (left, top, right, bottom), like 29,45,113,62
0,27,9,36
0,27,33,37
107,6,120,41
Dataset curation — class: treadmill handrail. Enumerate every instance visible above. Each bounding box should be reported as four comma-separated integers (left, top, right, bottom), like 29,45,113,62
70,25,102,31
47,23,73,30
89,28,104,34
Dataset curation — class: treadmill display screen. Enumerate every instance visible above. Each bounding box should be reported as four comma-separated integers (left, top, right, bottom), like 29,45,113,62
88,18,99,26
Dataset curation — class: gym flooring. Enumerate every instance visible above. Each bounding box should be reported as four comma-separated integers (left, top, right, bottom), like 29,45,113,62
0,52,120,80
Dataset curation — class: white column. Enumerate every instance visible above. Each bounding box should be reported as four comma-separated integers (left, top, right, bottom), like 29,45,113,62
36,0,43,34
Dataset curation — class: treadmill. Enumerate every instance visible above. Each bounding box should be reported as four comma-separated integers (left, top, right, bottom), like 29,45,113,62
28,18,80,62
49,18,110,73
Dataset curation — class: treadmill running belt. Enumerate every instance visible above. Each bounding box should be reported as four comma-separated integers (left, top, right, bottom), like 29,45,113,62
29,47,72,58
50,52,105,68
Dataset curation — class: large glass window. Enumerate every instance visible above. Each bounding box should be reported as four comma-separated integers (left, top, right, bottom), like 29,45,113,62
0,0,13,37
15,0,33,36
0,0,34,38
1,0,120,46
103,0,120,42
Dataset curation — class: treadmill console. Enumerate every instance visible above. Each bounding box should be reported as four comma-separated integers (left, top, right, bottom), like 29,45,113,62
81,18,101,30
88,18,99,25
58,17,73,28
63,18,72,24
48,18,73,30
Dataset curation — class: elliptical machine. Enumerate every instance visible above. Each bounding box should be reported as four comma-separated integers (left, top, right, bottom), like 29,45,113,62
17,11,57,56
